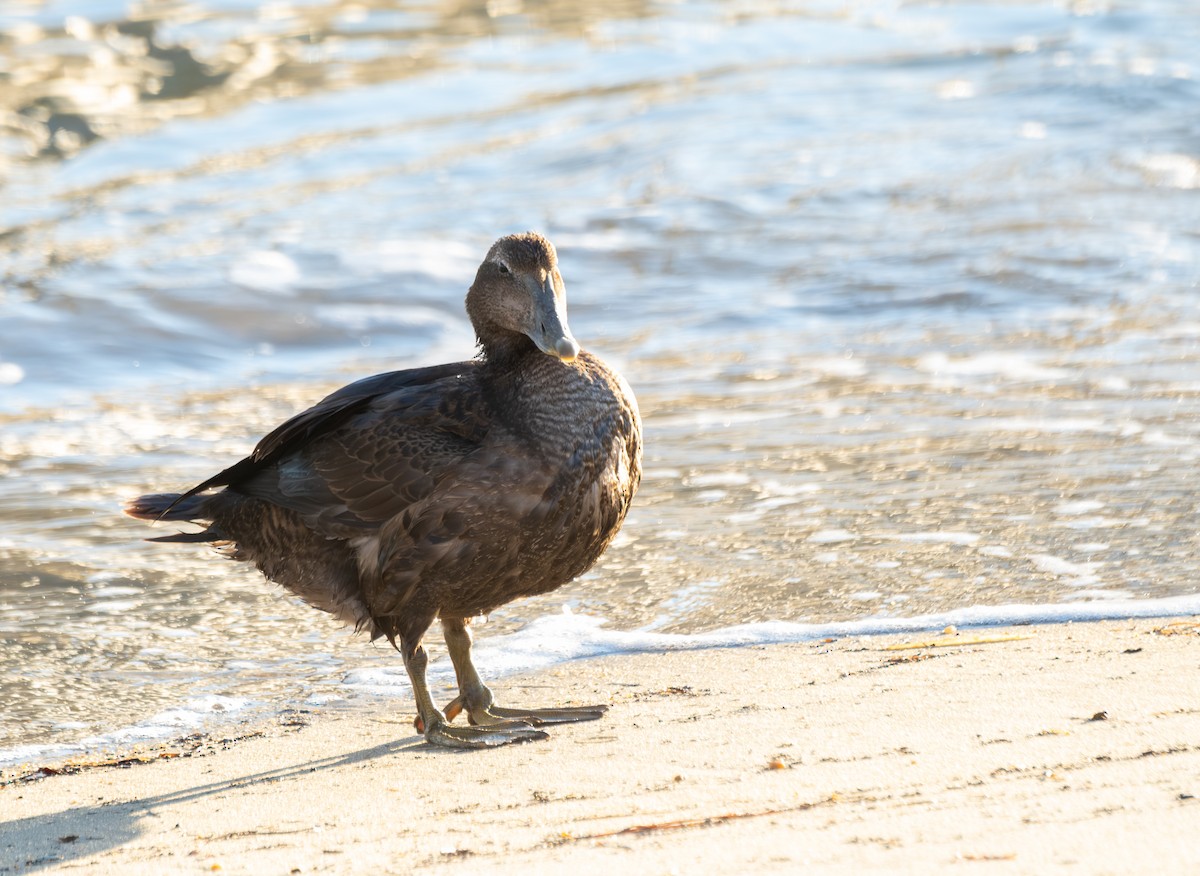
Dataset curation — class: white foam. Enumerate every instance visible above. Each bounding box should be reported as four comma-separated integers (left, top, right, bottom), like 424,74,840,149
339,237,486,282
1060,516,1121,530
157,628,200,639
1142,430,1194,447
1031,554,1094,576
229,250,302,295
0,695,257,769
968,417,1113,434
808,528,857,544
336,595,1200,702
754,496,803,510
808,356,868,378
1139,153,1200,189
915,351,1067,382
0,362,25,385
311,303,455,333
84,599,140,614
688,472,752,488
1065,590,1133,601
1030,554,1103,586
977,545,1014,558
759,480,822,497
881,531,980,545
89,585,141,598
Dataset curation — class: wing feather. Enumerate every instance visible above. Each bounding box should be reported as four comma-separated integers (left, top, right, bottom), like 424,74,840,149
178,361,490,535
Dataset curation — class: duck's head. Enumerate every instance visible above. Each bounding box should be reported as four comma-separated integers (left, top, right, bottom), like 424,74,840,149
467,232,580,364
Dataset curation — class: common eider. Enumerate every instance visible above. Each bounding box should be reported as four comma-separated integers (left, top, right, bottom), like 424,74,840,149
126,232,642,748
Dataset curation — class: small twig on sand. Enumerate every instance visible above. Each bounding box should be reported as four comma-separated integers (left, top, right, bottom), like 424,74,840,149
556,794,840,842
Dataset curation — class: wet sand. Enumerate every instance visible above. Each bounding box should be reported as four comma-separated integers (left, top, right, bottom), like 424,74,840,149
3,617,1198,874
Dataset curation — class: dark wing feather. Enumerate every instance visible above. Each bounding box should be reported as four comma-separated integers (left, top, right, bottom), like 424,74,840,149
224,363,492,534
168,361,477,524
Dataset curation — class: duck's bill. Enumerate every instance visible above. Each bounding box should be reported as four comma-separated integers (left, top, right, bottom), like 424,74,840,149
528,276,580,363
534,332,580,363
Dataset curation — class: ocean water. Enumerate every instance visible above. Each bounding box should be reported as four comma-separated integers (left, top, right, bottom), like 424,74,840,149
2,0,1199,763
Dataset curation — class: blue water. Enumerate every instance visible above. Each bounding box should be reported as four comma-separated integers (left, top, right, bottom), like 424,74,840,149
2,0,1199,761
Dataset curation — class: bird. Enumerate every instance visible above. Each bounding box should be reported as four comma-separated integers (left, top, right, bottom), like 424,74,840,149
126,232,642,748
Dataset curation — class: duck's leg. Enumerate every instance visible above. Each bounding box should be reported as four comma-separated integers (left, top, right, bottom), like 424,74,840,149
400,631,548,748
440,617,609,727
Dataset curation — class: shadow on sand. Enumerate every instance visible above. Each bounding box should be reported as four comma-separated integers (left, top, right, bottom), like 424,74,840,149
0,734,433,872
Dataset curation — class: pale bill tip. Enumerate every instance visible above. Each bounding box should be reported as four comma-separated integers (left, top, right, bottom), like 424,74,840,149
555,337,580,363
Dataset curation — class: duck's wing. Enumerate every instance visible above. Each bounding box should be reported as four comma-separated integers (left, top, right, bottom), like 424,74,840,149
177,361,489,533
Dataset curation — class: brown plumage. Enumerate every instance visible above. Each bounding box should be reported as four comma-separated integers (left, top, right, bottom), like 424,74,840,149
126,232,642,748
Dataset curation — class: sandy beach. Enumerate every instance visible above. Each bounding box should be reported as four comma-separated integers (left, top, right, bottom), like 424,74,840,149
3,616,1198,874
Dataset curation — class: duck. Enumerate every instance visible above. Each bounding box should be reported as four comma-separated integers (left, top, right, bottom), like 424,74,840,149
126,232,642,748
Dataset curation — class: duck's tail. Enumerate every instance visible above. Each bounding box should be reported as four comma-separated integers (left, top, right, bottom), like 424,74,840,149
124,493,222,543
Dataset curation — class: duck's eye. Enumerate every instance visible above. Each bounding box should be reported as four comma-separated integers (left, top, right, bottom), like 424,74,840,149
497,262,510,275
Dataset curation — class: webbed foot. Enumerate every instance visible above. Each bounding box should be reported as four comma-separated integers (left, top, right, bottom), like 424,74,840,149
445,696,608,727
421,714,548,749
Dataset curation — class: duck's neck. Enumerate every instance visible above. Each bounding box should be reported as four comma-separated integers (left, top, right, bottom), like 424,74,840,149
478,332,537,414
477,328,539,372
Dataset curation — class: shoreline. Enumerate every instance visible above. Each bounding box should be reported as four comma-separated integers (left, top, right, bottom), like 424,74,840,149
3,615,1199,873
7,592,1200,772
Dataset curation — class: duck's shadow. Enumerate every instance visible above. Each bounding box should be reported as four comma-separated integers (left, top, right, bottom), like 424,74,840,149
1,735,446,872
